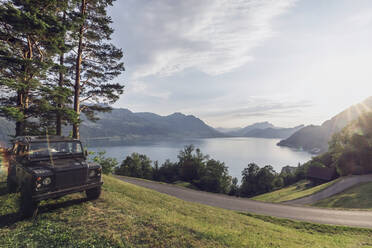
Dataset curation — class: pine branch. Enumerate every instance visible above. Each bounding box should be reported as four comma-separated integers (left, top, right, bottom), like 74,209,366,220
80,95,94,103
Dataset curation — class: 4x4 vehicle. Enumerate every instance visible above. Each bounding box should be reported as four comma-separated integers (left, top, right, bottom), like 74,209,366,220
7,136,102,217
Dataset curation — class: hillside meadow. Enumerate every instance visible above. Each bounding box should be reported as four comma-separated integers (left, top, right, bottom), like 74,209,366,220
313,182,372,209
0,175,372,247
251,179,340,203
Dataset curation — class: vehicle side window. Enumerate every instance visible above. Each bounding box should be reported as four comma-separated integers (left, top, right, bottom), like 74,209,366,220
69,143,82,153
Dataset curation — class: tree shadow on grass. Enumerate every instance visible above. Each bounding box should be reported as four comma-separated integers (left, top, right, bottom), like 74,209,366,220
0,212,21,228
39,197,89,213
0,196,89,228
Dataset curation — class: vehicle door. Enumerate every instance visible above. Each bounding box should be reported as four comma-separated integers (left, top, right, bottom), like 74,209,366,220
54,142,88,188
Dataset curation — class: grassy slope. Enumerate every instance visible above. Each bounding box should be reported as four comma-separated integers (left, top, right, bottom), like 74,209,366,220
252,179,340,203
313,182,372,209
1,175,372,248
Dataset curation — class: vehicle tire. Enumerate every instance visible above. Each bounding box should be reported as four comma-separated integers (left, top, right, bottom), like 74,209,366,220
7,176,17,193
19,186,39,218
86,186,101,200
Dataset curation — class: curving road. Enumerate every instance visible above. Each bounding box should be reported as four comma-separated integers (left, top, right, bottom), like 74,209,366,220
115,175,372,228
286,174,372,205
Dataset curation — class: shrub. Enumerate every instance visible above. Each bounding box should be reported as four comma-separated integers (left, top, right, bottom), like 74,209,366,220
115,153,153,179
92,151,118,174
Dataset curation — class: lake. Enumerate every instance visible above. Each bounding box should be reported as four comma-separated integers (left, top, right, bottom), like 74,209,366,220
89,137,312,181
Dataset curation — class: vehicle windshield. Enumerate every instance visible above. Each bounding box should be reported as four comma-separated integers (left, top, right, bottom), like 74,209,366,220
28,141,83,158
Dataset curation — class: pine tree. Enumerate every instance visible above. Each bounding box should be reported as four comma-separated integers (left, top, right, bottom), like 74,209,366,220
56,11,70,136
0,0,67,136
69,0,124,139
45,3,78,136
0,0,124,138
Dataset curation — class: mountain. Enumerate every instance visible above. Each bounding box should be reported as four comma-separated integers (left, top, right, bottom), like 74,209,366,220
278,96,372,154
222,122,303,139
79,109,226,145
243,125,305,139
318,111,372,176
0,109,225,146
228,122,275,136
215,127,242,133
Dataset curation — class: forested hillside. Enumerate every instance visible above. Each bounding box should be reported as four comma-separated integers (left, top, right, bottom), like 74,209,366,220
278,96,372,153
0,109,225,146
300,111,372,177
243,125,304,139
220,122,304,139
79,109,226,145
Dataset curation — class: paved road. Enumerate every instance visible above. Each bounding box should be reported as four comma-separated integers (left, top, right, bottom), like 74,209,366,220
286,174,372,205
115,175,372,228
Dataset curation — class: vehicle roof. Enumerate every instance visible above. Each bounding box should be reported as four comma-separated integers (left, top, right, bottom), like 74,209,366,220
12,136,80,144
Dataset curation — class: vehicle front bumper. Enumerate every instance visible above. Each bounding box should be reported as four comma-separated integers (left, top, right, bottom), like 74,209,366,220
32,181,103,201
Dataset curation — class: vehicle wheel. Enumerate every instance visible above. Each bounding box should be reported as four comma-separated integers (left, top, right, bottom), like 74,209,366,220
7,176,17,193
86,186,101,200
19,186,39,218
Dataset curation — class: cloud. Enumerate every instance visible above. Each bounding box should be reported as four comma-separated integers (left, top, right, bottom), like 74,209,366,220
201,100,312,118
129,81,171,100
195,100,313,128
348,11,372,27
111,0,297,79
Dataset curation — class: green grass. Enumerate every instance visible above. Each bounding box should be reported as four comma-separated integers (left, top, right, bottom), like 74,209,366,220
313,182,372,209
172,180,198,190
1,175,372,247
116,176,199,190
252,179,341,203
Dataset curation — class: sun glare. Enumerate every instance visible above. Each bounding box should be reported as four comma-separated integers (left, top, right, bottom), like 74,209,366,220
0,147,8,175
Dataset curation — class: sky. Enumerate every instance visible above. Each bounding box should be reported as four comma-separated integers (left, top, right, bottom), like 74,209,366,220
107,0,372,128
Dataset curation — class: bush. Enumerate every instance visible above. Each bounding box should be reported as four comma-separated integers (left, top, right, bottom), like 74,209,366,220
92,151,118,174
197,159,231,194
240,163,260,197
109,145,320,198
157,145,234,194
240,164,277,197
178,145,208,182
229,177,239,196
115,153,153,179
273,176,284,189
157,159,179,183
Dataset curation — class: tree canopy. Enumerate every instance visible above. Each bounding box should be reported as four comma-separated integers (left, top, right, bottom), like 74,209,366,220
0,0,124,138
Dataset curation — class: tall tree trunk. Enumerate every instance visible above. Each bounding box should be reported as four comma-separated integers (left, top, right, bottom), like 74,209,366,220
16,36,33,137
56,12,66,136
56,53,64,136
73,0,86,139
15,91,24,137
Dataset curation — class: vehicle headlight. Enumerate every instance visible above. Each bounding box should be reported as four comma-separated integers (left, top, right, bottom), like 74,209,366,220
42,177,52,186
36,177,42,189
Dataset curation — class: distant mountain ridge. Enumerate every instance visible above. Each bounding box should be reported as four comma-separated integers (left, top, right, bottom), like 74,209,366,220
215,127,241,133
278,96,372,154
220,122,304,139
0,109,226,146
229,122,275,136
243,125,305,139
0,107,308,146
79,109,226,145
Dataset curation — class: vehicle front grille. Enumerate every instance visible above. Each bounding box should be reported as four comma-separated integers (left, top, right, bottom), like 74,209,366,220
55,169,86,188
